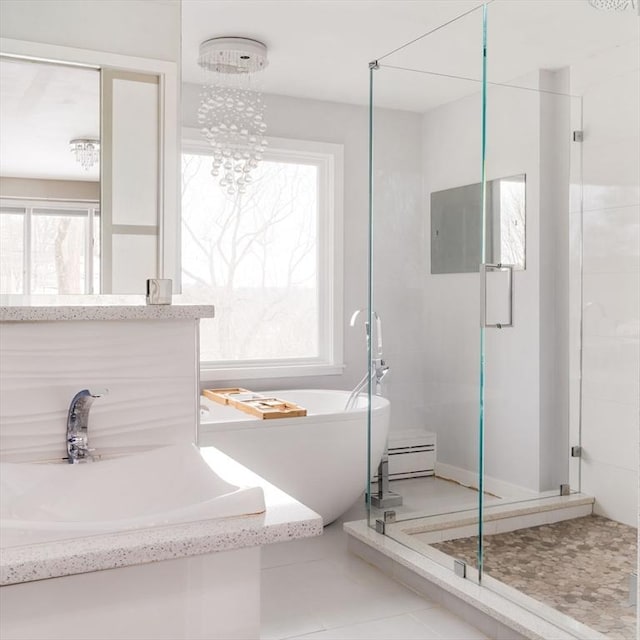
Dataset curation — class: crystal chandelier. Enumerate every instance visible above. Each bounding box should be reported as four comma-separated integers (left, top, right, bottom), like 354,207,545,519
197,37,269,195
69,138,100,171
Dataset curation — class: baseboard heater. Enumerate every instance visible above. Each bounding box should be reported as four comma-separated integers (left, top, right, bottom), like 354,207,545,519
373,429,436,482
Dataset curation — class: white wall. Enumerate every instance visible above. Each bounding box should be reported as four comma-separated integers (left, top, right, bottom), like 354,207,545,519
570,40,640,527
0,177,100,201
0,320,199,463
0,0,180,62
420,71,571,494
538,69,572,491
182,84,424,434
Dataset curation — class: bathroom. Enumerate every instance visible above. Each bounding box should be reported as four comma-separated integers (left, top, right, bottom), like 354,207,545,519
0,1,638,639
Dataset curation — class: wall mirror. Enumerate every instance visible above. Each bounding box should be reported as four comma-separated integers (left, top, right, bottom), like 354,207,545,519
0,38,179,296
430,173,526,274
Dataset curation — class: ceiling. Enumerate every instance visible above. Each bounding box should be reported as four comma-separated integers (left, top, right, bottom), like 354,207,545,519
182,0,640,112
0,57,100,182
0,1,636,182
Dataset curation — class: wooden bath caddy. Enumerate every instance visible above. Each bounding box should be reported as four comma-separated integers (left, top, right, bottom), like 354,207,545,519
202,387,307,420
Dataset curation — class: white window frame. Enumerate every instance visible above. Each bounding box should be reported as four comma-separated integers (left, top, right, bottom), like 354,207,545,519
0,197,100,295
182,128,344,380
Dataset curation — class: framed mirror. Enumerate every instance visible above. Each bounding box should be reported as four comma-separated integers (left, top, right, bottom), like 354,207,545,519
0,57,101,294
430,173,526,274
0,38,179,295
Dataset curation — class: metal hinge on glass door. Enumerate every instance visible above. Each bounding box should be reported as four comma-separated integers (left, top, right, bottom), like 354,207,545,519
480,263,514,329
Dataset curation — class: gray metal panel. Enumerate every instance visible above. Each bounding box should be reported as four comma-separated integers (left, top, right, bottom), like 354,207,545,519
430,174,525,274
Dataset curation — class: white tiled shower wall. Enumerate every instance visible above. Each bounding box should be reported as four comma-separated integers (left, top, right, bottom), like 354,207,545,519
420,70,572,495
570,40,640,527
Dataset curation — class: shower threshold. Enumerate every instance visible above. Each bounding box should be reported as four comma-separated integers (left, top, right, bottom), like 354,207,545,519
345,494,608,640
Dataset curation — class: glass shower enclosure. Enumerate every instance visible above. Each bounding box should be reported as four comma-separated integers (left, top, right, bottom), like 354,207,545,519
365,1,638,637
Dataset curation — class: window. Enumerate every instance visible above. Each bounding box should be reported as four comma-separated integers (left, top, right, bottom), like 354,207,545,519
0,200,100,295
181,131,343,378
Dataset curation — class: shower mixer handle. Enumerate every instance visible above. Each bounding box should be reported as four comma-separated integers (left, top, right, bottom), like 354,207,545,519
344,312,389,409
350,309,383,357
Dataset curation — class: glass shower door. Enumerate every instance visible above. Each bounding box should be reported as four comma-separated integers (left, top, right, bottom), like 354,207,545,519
365,2,488,574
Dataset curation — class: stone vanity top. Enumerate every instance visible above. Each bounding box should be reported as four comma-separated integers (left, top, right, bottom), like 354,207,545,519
0,447,322,586
0,294,215,321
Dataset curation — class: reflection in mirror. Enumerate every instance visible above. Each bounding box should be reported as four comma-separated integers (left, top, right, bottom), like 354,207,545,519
430,174,526,274
0,44,173,296
0,56,100,294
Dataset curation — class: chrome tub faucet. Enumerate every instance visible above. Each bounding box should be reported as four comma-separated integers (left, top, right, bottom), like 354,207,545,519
66,388,107,464
345,309,389,410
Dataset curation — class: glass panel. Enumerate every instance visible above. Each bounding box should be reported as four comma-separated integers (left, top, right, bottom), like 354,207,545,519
367,3,637,636
0,209,24,293
366,3,486,572
474,1,636,637
30,212,86,294
181,152,319,362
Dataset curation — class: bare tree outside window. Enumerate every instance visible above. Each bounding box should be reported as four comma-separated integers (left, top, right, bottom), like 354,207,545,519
0,211,24,294
0,204,99,295
31,213,85,294
181,152,319,362
499,179,526,268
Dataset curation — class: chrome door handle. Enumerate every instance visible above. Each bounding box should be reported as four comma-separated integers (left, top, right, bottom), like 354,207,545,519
480,263,514,329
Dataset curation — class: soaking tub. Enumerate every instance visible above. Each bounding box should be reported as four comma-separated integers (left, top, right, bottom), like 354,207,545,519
199,389,391,525
0,443,266,548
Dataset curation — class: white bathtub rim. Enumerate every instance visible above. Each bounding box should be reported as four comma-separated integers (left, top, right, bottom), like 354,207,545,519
1,444,267,537
200,388,389,434
199,389,391,525
1,447,323,585
1,486,266,538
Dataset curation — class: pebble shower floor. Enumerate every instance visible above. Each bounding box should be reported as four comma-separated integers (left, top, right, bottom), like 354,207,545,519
433,515,637,639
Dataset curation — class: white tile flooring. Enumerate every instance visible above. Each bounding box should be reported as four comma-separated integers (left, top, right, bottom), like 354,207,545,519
368,477,494,523
261,485,490,640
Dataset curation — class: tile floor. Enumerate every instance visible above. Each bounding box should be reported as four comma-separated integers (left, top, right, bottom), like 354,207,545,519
433,515,638,639
261,494,490,640
368,476,494,524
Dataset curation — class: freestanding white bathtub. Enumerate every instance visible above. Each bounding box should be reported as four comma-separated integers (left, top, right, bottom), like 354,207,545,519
199,389,391,525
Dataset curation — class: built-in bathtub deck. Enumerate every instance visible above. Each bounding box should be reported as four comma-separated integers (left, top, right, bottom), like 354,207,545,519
1,447,322,585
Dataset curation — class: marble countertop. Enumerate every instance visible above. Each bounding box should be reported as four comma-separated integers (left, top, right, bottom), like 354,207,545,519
0,447,322,586
0,295,215,321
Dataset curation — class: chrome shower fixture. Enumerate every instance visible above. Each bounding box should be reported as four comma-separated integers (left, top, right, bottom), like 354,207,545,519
588,0,637,11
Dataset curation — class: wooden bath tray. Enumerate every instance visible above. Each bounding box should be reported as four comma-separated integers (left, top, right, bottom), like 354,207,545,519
202,388,307,420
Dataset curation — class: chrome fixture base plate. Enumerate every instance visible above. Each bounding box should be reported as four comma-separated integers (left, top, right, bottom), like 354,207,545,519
198,37,268,74
371,491,403,509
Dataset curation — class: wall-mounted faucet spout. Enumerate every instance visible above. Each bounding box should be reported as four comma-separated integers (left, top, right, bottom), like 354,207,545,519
66,388,108,464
